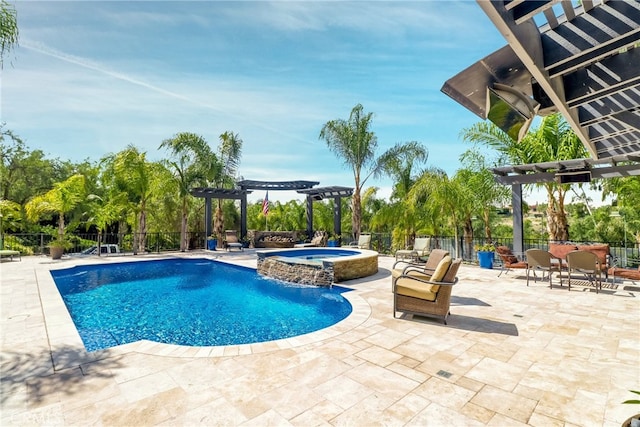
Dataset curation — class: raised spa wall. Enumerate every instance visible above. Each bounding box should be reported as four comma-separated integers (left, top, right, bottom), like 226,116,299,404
256,249,379,286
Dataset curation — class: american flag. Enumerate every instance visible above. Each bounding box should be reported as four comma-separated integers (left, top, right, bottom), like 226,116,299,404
262,191,269,216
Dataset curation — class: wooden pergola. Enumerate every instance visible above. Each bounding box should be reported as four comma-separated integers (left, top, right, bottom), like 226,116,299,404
190,180,353,241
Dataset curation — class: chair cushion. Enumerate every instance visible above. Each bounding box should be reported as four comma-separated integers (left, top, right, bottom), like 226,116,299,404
395,277,438,301
496,246,519,264
548,243,578,260
392,268,430,281
431,255,452,282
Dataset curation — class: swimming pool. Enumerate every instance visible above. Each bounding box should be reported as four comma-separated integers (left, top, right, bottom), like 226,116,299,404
50,258,353,352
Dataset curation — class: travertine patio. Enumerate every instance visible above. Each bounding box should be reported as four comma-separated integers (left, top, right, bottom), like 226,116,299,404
1,251,639,426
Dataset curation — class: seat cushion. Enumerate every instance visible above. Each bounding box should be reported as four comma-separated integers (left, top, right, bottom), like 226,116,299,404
395,277,438,301
549,243,578,260
430,255,452,282
496,246,518,264
392,268,430,281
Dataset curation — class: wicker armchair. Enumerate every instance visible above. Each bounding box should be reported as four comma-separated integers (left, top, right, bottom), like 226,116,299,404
393,257,462,324
391,249,450,291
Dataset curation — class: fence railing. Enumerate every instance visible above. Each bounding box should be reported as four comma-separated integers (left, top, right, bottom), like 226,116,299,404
2,232,208,256
356,233,640,268
4,231,639,268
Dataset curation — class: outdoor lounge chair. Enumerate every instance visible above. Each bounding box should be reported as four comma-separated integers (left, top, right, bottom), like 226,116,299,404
347,233,371,249
495,245,527,277
0,249,21,261
395,236,431,261
224,230,243,251
391,248,450,291
566,250,602,293
607,265,640,283
525,249,563,288
393,256,462,324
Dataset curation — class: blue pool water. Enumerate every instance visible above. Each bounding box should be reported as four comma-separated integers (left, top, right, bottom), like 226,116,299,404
50,258,353,352
273,248,359,261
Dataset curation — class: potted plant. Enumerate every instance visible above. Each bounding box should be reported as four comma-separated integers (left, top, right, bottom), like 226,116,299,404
622,390,640,427
327,235,340,247
475,243,496,269
48,238,71,260
206,235,217,251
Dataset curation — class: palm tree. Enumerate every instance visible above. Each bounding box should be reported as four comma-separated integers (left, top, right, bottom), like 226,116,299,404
459,149,510,242
409,167,473,258
1,0,19,68
160,132,215,251
461,113,586,241
25,174,87,243
320,104,427,240
102,146,157,254
211,131,243,241
376,141,428,248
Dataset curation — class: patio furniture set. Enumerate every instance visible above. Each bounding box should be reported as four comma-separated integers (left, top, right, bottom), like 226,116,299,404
496,243,640,293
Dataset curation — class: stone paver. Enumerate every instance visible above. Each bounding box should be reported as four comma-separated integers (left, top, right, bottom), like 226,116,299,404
1,250,639,426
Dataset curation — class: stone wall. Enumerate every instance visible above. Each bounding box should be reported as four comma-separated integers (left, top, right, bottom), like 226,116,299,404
257,257,333,286
254,231,297,248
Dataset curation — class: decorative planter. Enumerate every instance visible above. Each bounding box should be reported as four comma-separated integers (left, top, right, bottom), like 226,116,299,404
207,239,217,251
477,251,495,269
49,246,64,260
327,240,340,247
622,414,640,427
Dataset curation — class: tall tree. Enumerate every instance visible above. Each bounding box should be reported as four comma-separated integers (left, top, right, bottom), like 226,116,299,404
211,131,243,241
409,167,472,257
103,146,157,254
0,0,19,68
376,141,428,248
320,104,427,240
459,149,510,242
160,132,215,251
461,113,586,241
25,174,87,243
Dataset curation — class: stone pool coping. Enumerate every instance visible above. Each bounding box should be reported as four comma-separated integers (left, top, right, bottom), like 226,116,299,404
35,253,372,366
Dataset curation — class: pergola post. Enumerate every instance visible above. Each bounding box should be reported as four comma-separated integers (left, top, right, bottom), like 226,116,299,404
512,184,524,256
306,195,314,239
204,196,213,239
240,194,247,240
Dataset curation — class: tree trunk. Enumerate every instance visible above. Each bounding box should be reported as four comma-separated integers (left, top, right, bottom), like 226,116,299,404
352,190,361,241
546,187,569,241
57,211,65,242
483,210,492,241
137,208,146,254
463,218,474,258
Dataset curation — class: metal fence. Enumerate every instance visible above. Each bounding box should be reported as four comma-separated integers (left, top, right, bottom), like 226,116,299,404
4,231,639,267
359,233,639,268
2,232,208,256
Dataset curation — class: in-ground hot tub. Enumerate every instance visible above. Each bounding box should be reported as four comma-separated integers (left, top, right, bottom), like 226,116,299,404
257,247,379,286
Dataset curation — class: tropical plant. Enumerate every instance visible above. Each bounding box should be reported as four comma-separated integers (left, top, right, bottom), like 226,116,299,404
101,146,157,254
320,104,427,241
160,132,216,251
211,131,243,240
0,0,19,68
410,167,473,257
25,174,87,244
461,113,587,241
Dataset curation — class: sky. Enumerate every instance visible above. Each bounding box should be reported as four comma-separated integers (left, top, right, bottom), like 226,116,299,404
2,1,552,204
